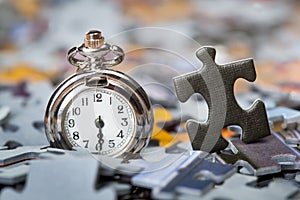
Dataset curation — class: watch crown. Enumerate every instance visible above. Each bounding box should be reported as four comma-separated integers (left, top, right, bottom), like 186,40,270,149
84,30,104,48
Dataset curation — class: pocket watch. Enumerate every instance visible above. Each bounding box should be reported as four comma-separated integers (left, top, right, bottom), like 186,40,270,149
44,30,153,157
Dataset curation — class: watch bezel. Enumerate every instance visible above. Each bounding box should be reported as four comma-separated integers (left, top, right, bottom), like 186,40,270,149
44,69,153,157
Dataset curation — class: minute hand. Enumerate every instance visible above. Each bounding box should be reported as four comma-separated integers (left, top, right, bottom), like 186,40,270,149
96,116,104,151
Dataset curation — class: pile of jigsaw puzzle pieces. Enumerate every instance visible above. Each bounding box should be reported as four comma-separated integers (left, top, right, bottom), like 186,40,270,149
0,47,300,200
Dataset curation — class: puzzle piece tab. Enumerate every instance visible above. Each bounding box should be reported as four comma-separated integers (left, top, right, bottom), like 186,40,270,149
173,47,270,152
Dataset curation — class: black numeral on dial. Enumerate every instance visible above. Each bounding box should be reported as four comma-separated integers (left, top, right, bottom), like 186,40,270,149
83,140,89,148
117,130,124,139
73,131,79,140
121,118,128,126
93,93,102,102
109,140,115,148
68,119,75,128
95,143,101,151
81,97,88,106
72,107,81,116
118,105,124,113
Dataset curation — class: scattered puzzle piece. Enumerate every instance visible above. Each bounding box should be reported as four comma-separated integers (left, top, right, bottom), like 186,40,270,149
152,156,236,198
202,173,298,200
173,47,270,153
131,151,202,189
220,134,300,176
0,162,30,185
0,146,45,167
0,81,52,146
0,158,116,200
275,127,300,146
267,106,300,126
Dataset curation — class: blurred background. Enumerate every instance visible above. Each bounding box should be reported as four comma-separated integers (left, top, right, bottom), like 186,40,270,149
1,0,300,135
0,1,299,80
1,0,300,97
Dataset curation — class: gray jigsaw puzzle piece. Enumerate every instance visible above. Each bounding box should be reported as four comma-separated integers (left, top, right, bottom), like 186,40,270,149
43,147,144,176
0,162,30,185
0,81,52,146
0,113,48,146
220,133,300,176
131,151,203,189
0,157,116,200
0,146,46,166
0,146,97,186
275,127,300,146
267,106,300,126
202,173,298,200
266,107,300,145
0,146,46,185
173,46,270,153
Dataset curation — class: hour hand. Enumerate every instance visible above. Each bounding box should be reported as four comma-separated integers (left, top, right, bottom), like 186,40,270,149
95,116,105,151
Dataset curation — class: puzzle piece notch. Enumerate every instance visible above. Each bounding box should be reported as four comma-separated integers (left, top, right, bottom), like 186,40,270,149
173,46,270,153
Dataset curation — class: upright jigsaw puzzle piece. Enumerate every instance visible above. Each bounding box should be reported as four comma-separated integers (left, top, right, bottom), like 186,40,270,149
173,47,270,152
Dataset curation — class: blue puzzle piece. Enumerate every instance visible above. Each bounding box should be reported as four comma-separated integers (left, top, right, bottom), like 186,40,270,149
152,156,236,198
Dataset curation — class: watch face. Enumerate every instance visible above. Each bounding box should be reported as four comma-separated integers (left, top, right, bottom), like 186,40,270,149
62,88,136,156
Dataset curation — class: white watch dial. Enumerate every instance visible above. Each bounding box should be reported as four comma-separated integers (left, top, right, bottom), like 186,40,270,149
63,88,136,155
